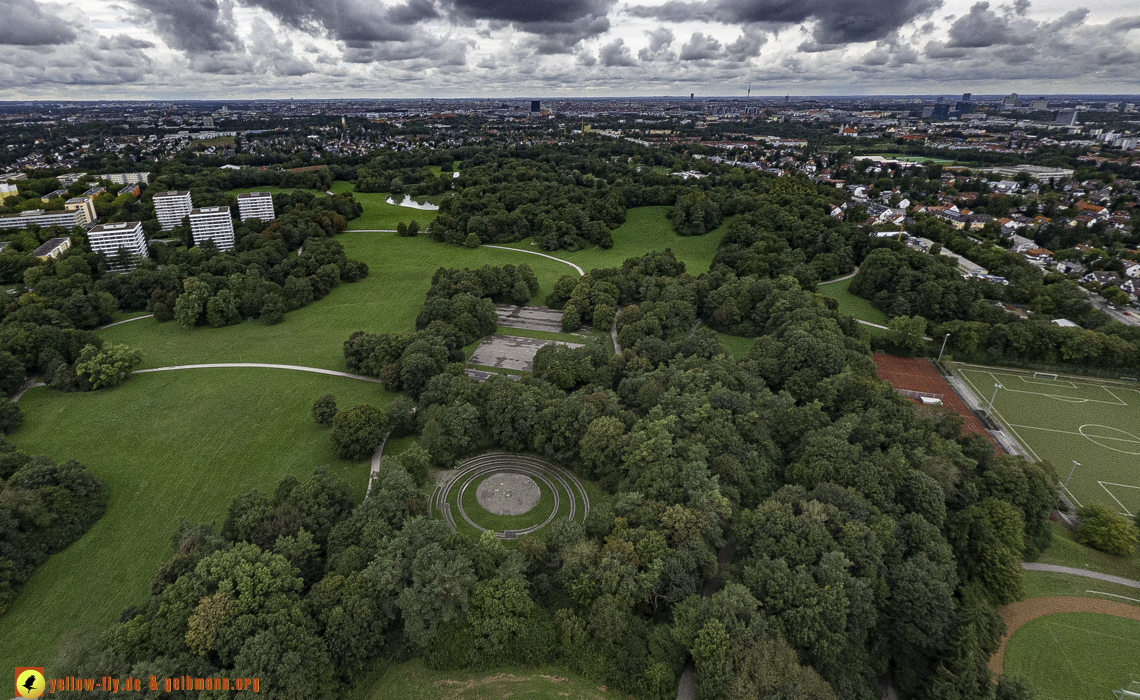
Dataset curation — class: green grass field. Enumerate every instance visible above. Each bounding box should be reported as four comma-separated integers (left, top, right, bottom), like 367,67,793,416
1035,523,1140,581
817,277,889,326
1022,570,1140,605
99,231,575,371
954,365,1140,516
0,370,386,671
347,192,442,231
354,659,632,700
1003,613,1140,700
497,206,727,275
226,185,324,197
717,332,754,360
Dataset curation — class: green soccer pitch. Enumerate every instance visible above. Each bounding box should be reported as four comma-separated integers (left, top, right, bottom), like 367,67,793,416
955,364,1140,517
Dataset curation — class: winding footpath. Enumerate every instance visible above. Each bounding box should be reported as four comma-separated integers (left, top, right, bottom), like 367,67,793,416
133,362,384,383
817,266,860,285
98,314,154,329
1021,562,1140,589
482,245,584,276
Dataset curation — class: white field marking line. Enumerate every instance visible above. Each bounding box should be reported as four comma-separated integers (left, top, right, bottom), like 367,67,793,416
1020,375,1078,389
960,369,1041,462
1064,484,1084,509
1078,425,1140,455
1008,424,1082,435
1086,590,1140,604
1008,424,1140,447
1099,482,1140,518
953,361,1140,389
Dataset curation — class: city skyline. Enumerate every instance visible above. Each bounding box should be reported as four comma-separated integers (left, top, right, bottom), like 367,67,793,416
2,0,1139,99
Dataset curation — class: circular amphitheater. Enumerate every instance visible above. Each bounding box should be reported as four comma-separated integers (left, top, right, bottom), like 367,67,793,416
431,453,590,539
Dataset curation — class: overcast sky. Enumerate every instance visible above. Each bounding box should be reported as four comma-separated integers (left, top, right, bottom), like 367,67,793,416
0,0,1138,99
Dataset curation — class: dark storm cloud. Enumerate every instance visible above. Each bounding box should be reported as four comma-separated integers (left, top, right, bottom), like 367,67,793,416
0,33,152,85
638,27,675,61
599,38,636,66
137,0,243,52
242,0,437,43
680,32,722,60
0,0,77,45
447,0,615,52
629,0,943,45
946,2,1088,48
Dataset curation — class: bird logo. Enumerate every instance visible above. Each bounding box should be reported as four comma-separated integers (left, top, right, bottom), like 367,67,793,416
15,668,45,699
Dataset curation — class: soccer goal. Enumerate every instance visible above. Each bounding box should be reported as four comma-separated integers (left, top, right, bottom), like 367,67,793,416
1115,681,1140,699
1033,372,1059,380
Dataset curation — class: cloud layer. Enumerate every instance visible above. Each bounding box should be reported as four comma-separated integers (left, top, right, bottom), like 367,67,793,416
0,0,1137,97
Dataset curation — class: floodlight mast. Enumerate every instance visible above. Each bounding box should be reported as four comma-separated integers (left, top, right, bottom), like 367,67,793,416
938,332,951,361
985,383,1003,418
1063,460,1080,495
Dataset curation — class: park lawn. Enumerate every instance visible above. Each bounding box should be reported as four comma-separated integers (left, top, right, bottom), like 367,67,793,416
330,180,355,194
355,658,633,700
717,333,754,360
99,231,576,371
347,192,441,230
1033,523,1140,581
497,207,727,275
1021,570,1140,606
1003,613,1140,700
0,369,387,672
817,277,889,326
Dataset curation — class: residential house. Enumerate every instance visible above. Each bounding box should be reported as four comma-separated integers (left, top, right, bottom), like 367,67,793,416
1081,270,1121,285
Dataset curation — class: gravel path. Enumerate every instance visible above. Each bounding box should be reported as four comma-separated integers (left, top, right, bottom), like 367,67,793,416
134,363,384,383
98,314,155,329
817,266,860,285
989,596,1140,674
611,307,621,355
1021,562,1140,589
482,245,584,276
366,430,392,496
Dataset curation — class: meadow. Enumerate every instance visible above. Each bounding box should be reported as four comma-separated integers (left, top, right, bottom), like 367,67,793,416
955,365,1140,516
496,206,728,275
817,276,889,326
0,370,386,670
1003,613,1140,700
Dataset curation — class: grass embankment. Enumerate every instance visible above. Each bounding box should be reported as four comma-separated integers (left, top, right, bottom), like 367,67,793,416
353,659,632,700
347,192,443,231
1034,523,1140,581
497,207,727,276
100,231,574,371
0,370,386,671
1003,613,1140,700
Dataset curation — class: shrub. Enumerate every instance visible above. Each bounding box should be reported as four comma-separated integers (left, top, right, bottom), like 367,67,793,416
312,394,337,427
1076,504,1139,556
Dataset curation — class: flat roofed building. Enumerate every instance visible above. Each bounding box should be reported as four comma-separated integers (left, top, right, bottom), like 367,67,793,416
40,189,67,202
153,190,193,231
236,191,275,222
0,209,83,231
65,196,96,224
0,183,16,201
189,206,235,251
102,172,150,185
88,221,148,271
31,236,72,260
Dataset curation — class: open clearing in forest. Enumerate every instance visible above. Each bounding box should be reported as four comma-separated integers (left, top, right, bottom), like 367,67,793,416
497,206,728,275
955,364,1140,515
0,370,385,671
357,659,633,700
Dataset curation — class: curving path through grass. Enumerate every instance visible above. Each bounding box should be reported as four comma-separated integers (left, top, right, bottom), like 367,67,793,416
1022,562,1140,589
483,245,584,276
134,362,384,383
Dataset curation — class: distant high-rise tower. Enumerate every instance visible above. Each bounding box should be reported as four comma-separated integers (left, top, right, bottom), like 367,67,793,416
690,93,695,100
531,100,541,112
962,92,972,102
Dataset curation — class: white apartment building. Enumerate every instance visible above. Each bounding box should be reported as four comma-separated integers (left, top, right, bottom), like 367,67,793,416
103,172,150,185
0,209,84,231
236,191,275,221
88,221,149,271
189,206,235,251
153,190,193,231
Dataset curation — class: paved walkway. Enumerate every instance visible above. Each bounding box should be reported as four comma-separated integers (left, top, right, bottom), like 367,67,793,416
98,314,154,329
817,266,859,285
482,245,584,276
346,229,397,232
12,380,46,403
611,307,622,355
1022,562,1140,589
367,430,393,496
134,363,384,383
